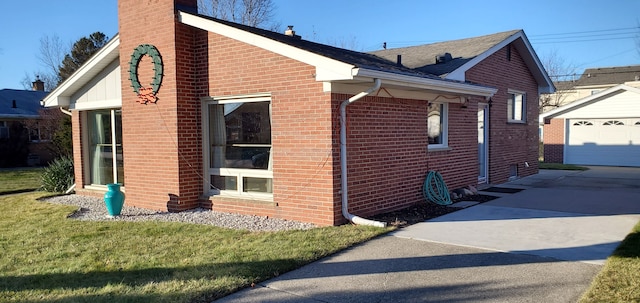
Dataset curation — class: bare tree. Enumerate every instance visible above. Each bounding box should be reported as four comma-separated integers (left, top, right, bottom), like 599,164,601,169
21,72,58,92
198,0,278,29
21,34,69,91
539,50,579,112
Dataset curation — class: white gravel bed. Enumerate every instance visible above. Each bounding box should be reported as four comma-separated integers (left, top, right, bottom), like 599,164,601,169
41,195,317,232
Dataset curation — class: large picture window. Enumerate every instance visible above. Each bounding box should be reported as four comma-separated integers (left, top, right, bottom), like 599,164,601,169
507,91,526,123
205,95,272,197
428,102,448,149
87,109,123,186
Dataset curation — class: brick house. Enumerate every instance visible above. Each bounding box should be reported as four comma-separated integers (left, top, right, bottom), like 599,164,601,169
0,79,56,167
43,0,553,226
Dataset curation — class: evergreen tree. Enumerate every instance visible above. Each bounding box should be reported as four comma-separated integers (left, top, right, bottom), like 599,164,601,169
57,32,108,84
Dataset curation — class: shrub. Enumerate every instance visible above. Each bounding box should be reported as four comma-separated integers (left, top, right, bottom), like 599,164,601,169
41,156,74,192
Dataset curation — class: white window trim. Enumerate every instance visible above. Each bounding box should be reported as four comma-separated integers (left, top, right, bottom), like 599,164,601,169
202,94,273,200
428,102,449,150
507,90,526,123
84,109,124,188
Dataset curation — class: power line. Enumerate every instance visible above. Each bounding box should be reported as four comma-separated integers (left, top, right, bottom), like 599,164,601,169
532,36,638,44
529,26,639,37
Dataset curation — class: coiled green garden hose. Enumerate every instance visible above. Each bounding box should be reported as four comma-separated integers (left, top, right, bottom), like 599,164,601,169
424,171,452,205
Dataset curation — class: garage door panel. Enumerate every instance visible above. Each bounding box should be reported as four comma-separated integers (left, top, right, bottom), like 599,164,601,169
566,119,640,167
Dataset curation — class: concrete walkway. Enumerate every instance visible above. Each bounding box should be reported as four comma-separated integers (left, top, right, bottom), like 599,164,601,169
215,166,640,302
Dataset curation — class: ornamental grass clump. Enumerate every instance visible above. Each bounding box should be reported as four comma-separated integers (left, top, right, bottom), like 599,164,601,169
41,156,74,192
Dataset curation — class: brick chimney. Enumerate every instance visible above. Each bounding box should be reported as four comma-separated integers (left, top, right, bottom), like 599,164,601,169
118,0,205,212
32,76,45,91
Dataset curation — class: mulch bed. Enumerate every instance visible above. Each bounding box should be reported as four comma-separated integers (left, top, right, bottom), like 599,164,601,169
370,194,498,228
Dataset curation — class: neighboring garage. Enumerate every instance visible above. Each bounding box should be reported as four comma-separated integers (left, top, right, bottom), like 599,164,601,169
542,84,640,167
566,118,640,166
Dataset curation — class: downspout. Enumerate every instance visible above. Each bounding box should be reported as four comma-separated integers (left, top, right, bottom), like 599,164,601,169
340,78,386,227
59,107,72,116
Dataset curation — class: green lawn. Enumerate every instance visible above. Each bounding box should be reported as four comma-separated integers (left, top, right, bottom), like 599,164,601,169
580,221,640,303
0,193,389,302
0,168,44,194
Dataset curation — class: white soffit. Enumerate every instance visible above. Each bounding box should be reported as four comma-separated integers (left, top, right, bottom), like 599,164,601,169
43,35,121,108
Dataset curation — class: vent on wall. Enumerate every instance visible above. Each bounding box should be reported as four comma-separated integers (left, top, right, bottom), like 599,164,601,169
508,164,518,181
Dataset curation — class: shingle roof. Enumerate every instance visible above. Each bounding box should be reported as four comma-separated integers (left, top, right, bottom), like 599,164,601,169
369,30,521,77
0,89,48,118
559,65,640,88
188,12,451,81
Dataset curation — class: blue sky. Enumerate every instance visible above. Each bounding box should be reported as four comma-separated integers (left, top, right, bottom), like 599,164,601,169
1,0,638,89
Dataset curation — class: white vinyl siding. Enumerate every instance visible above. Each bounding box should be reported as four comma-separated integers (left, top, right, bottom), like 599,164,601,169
70,59,122,110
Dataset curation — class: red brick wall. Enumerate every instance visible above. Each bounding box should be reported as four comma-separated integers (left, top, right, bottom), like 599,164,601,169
543,118,565,163
201,31,338,226
337,95,429,219
71,110,85,189
428,100,481,189
118,0,202,211
466,44,540,183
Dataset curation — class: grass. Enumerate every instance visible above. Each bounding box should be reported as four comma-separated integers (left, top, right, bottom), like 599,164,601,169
538,162,589,171
0,193,389,302
0,167,44,194
580,221,640,302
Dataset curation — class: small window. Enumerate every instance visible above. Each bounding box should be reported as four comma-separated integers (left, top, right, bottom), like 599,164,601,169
427,102,448,149
0,121,8,139
507,91,526,123
573,121,593,126
603,120,624,126
590,90,602,95
634,121,640,125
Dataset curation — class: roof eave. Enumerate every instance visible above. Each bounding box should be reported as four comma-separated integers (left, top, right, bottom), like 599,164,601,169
539,84,640,123
43,35,120,108
0,114,40,119
446,31,555,94
178,11,356,82
354,68,497,98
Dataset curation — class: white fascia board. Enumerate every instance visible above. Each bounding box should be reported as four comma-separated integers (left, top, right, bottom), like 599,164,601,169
446,31,555,93
43,35,121,108
539,84,640,123
69,99,122,111
178,11,355,81
354,68,497,97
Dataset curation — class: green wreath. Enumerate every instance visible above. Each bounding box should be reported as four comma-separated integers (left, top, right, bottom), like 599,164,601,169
128,44,163,95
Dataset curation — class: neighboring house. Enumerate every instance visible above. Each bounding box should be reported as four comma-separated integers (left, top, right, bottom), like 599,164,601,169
540,84,640,167
541,65,640,113
43,0,552,226
0,79,53,166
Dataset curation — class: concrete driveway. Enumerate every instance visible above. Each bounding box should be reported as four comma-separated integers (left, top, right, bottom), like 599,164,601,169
215,166,640,303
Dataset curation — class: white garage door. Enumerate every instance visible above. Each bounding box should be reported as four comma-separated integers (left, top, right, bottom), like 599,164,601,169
566,118,640,167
